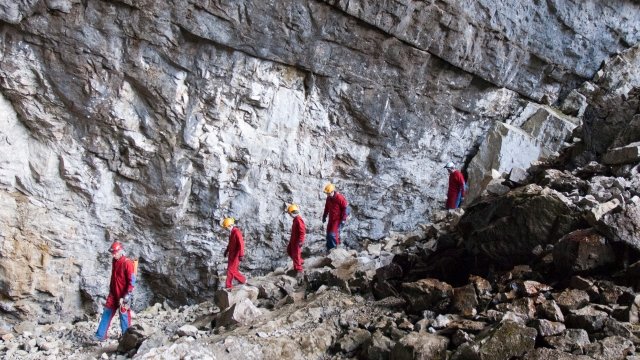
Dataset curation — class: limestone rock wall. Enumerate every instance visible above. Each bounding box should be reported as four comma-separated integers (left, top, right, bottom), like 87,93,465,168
0,0,638,325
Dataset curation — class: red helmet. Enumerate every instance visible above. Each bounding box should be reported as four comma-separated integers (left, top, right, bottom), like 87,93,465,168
109,241,124,253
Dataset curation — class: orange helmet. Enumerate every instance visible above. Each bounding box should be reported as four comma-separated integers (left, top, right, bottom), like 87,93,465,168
222,217,235,229
287,204,299,215
323,183,335,194
109,241,124,254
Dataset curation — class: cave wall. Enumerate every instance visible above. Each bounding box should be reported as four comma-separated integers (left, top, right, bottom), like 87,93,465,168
0,0,638,323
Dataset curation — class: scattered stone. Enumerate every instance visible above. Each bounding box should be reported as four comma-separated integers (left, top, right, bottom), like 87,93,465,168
536,300,565,322
553,228,616,274
401,278,453,313
215,299,263,328
391,332,449,360
584,335,635,360
363,331,394,360
451,321,537,360
214,286,259,310
553,289,591,311
566,305,609,332
338,328,371,353
531,319,566,336
176,325,198,337
523,347,593,360
451,284,479,317
602,142,640,165
543,328,591,353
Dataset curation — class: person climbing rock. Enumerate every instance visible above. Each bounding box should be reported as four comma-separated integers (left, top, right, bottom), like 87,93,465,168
286,204,306,278
322,183,349,251
95,241,136,341
222,217,246,289
444,162,466,209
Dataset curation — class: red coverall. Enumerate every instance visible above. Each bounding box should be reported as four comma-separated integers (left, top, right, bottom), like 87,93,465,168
96,256,135,339
287,215,306,272
446,169,466,209
225,226,246,289
323,192,348,246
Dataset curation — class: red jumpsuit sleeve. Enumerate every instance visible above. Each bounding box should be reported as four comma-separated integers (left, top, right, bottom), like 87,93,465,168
126,259,135,294
455,172,466,196
323,198,329,218
238,230,245,257
339,195,348,222
298,218,306,245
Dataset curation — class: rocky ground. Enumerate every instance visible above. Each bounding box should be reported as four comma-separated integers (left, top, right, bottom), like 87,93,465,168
1,137,639,359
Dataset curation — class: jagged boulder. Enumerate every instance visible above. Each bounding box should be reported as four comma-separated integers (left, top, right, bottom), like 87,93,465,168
602,142,640,165
118,323,156,355
523,347,593,360
362,330,394,360
459,185,583,267
584,336,635,360
390,332,449,360
590,202,640,252
451,321,537,360
401,278,454,313
553,228,617,275
566,305,609,332
214,298,263,328
214,286,259,310
542,328,591,354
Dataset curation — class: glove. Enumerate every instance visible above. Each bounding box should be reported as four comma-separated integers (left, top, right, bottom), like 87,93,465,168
122,293,132,305
322,215,327,223
239,256,244,262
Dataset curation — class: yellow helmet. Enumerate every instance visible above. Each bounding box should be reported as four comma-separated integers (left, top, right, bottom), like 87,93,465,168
221,217,235,229
323,183,335,194
287,204,299,215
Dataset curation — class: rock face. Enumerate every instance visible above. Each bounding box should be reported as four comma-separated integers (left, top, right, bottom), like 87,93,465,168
0,0,639,327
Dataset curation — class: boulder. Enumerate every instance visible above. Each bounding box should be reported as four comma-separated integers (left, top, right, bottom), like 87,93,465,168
591,203,640,253
451,284,479,318
390,332,449,360
560,89,588,117
523,347,593,360
495,298,537,322
536,300,565,322
117,323,155,355
520,106,579,153
553,228,617,274
215,299,263,328
553,289,590,311
531,319,566,337
451,321,537,360
176,325,198,337
401,278,454,313
508,167,529,185
566,305,609,332
337,328,371,354
543,328,591,353
584,336,635,360
214,286,259,310
459,185,582,267
602,142,640,165
466,122,546,203
362,331,394,360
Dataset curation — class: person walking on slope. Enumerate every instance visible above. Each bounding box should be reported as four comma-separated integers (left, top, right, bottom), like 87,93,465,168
95,241,136,341
286,204,306,277
322,183,349,251
222,217,246,289
445,162,466,209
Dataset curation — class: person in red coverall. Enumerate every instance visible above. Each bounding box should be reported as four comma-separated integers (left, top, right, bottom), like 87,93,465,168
95,241,136,340
222,217,246,289
445,162,466,209
286,204,306,276
322,183,349,251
